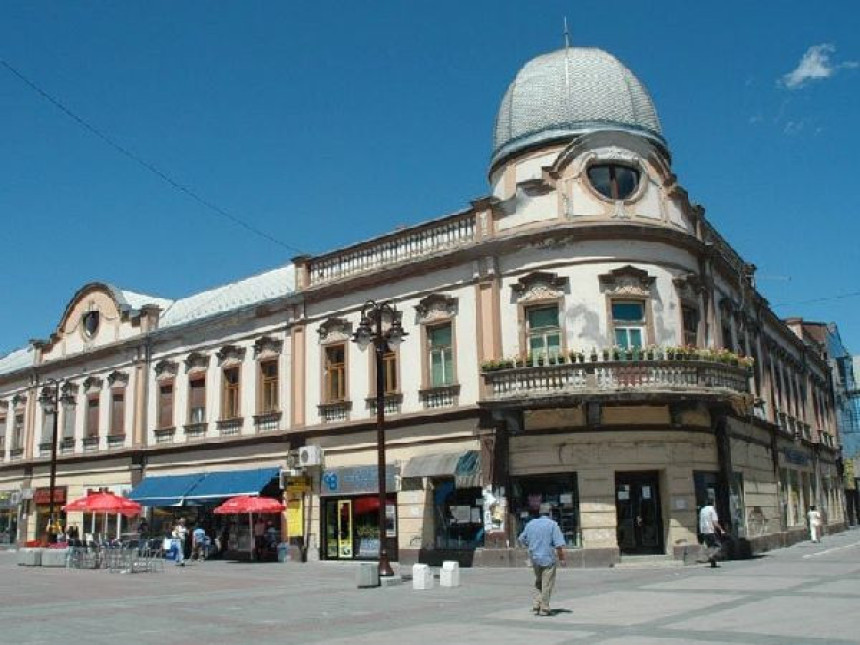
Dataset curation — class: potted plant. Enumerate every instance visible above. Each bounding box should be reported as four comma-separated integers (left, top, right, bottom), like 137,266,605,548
601,348,610,362
590,348,599,362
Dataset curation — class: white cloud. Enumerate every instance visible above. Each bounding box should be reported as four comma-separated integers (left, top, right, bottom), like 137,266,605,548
781,44,858,89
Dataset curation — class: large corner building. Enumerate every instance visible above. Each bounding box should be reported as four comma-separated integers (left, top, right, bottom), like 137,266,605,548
0,46,846,566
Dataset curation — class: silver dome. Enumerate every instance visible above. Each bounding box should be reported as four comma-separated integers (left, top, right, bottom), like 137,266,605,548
491,47,665,168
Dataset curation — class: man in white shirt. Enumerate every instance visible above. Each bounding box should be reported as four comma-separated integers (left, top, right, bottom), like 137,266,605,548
699,499,723,568
807,505,823,543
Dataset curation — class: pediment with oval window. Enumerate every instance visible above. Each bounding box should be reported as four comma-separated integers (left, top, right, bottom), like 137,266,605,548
511,271,569,303
598,266,656,298
254,336,283,359
217,344,246,366
414,294,458,324
317,317,352,344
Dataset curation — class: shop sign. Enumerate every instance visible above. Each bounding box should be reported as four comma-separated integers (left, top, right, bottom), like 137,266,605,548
320,465,397,496
33,487,67,505
783,449,809,466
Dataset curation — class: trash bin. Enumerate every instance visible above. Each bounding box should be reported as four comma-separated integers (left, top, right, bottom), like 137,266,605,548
277,542,290,563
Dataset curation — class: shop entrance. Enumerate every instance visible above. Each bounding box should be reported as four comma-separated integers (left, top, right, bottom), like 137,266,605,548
615,471,663,555
322,495,397,561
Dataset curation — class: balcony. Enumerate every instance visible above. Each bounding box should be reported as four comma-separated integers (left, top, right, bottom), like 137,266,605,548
59,437,75,455
39,441,53,458
153,427,176,444
82,436,99,453
217,418,243,437
106,434,126,449
306,211,476,286
253,411,282,433
366,393,403,416
419,384,460,409
184,422,207,441
481,359,750,405
9,448,24,461
318,401,352,423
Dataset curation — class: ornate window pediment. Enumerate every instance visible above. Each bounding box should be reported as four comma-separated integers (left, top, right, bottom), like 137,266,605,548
414,294,458,324
11,394,26,409
154,359,178,381
511,271,568,303
217,344,246,366
673,273,706,300
254,336,283,359
185,352,210,373
60,382,78,405
83,376,103,393
0,400,7,412
107,371,129,387
318,317,352,344
598,265,655,297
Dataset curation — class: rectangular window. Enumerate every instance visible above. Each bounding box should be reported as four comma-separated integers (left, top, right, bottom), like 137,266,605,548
427,323,454,387
324,345,346,402
222,367,240,419
260,360,279,413
62,403,76,440
110,390,125,435
722,322,734,353
681,305,699,347
526,305,561,360
86,396,99,438
13,413,24,449
42,411,55,444
382,351,398,394
0,413,6,449
612,301,645,349
158,383,174,429
189,376,206,424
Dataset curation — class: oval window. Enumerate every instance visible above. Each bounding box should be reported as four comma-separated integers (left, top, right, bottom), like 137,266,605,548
82,311,100,338
587,164,640,200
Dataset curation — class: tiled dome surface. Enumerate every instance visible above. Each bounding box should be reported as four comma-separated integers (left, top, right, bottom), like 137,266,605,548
492,47,664,167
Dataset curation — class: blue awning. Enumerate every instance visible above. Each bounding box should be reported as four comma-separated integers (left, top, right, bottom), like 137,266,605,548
128,473,205,507
183,467,281,501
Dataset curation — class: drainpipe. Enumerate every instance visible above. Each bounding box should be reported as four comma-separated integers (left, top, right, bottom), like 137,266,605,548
713,412,735,541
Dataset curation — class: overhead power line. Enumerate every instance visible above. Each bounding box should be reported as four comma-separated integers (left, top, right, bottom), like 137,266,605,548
1,58,307,256
773,290,860,308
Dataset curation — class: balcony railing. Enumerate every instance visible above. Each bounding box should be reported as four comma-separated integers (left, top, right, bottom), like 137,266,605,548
82,436,99,453
107,434,126,449
366,393,403,416
419,384,460,409
217,418,243,437
482,360,750,402
39,441,53,458
184,422,207,441
307,212,476,286
154,427,176,444
59,437,75,455
9,448,24,461
318,401,352,423
253,411,282,433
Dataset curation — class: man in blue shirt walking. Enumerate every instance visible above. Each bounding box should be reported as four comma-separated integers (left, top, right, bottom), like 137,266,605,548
517,504,566,616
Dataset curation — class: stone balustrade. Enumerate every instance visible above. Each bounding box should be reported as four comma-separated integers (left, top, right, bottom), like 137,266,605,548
482,360,751,401
307,212,476,286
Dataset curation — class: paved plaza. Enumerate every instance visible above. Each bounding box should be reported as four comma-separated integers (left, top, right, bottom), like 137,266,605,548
2,530,859,645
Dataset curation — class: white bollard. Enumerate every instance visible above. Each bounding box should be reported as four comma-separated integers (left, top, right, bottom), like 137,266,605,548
440,560,460,587
412,563,434,590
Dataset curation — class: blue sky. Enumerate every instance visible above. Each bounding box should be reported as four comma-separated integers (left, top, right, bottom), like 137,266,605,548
2,1,859,358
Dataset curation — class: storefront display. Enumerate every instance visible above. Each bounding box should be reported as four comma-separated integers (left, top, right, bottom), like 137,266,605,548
511,474,580,547
0,491,18,544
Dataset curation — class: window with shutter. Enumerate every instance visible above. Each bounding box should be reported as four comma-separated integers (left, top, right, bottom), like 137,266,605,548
158,383,174,429
86,396,99,437
189,377,206,424
111,390,125,435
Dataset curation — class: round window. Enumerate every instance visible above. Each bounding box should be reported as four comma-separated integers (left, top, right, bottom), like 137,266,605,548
587,164,640,200
82,311,100,338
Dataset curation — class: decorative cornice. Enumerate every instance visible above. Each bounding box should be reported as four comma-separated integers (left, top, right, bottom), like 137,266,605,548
254,336,283,359
414,294,458,324
511,271,568,303
672,272,706,298
82,376,103,392
154,359,178,381
185,352,210,373
107,370,129,387
317,317,352,344
217,344,246,366
598,265,655,298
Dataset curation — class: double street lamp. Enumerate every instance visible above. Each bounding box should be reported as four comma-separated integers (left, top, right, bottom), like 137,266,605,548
38,379,66,544
352,300,407,578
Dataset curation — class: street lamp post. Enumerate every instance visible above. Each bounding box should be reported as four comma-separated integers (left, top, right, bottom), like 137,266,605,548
352,300,407,578
38,379,62,544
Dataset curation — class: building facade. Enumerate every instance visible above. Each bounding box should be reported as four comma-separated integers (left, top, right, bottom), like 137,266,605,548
0,46,847,565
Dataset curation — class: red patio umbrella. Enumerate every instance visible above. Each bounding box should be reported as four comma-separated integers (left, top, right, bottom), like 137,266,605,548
213,495,285,561
64,491,142,516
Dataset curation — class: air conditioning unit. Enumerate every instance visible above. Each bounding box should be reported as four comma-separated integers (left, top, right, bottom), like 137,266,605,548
298,445,323,467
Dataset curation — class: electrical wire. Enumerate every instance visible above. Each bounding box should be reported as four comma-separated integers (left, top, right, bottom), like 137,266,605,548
1,58,308,255
772,290,860,308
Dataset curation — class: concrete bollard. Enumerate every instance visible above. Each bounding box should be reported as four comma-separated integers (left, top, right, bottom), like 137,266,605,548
41,549,68,567
440,560,460,587
412,563,434,590
356,562,379,588
17,548,43,567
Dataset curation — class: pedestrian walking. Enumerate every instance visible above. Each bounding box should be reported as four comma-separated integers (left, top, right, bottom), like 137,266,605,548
807,505,822,543
517,504,566,616
172,518,187,567
699,497,724,568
